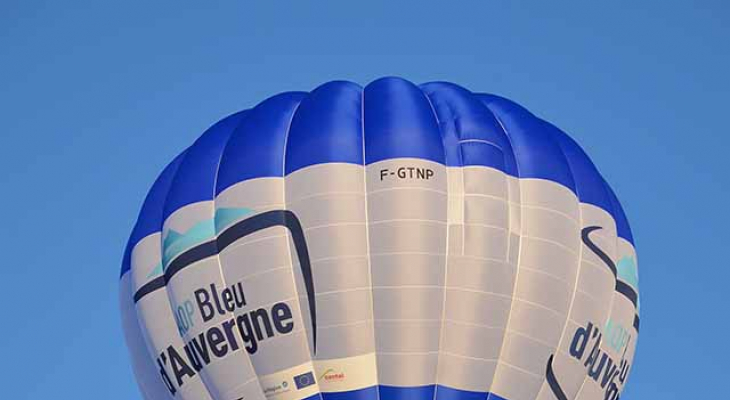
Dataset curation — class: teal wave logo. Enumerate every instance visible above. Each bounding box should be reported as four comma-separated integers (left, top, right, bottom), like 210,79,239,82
146,262,164,279
616,256,639,290
146,207,254,279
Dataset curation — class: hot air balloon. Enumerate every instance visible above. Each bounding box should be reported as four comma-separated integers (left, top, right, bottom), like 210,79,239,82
120,78,639,400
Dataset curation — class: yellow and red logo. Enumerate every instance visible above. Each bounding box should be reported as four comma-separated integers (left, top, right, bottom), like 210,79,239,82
319,369,345,382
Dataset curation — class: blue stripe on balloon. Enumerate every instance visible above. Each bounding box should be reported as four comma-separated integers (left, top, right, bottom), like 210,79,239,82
434,386,486,400
605,181,634,244
436,386,506,400
460,141,505,171
315,385,508,400
420,81,517,175
300,393,324,400
121,150,187,277
285,81,364,174
321,386,379,400
476,92,634,243
379,384,436,400
162,111,245,220
548,123,634,242
215,92,307,194
122,78,637,279
477,94,577,193
550,124,614,216
364,77,445,165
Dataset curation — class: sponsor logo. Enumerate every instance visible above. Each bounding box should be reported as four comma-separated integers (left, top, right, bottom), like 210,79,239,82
545,226,638,400
293,372,316,389
319,368,346,382
263,381,291,397
547,320,633,400
154,279,297,397
138,210,321,397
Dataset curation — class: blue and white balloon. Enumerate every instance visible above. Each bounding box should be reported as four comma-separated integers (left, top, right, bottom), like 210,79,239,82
120,78,639,400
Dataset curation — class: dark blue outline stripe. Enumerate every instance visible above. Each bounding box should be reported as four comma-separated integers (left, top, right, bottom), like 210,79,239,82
133,210,318,351
545,355,568,400
615,281,639,308
582,226,640,310
581,226,617,277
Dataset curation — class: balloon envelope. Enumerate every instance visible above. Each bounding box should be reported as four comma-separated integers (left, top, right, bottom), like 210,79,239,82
120,78,639,400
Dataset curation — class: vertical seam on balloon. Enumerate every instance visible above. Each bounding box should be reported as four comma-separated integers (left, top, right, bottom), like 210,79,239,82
128,153,201,399
210,119,240,313
210,112,263,399
421,86,450,400
479,96,521,179
538,133,586,399
189,117,243,399
573,177,621,400
450,92,466,259
608,187,636,399
361,86,381,400
459,170,465,257
480,101,523,400
121,269,154,400
280,96,326,398
159,146,220,400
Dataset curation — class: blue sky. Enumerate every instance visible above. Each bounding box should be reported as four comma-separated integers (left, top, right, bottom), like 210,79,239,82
1,1,727,398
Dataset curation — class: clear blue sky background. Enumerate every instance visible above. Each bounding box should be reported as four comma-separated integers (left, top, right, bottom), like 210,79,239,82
1,1,727,398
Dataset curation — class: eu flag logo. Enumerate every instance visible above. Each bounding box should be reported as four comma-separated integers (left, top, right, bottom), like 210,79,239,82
293,372,315,389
